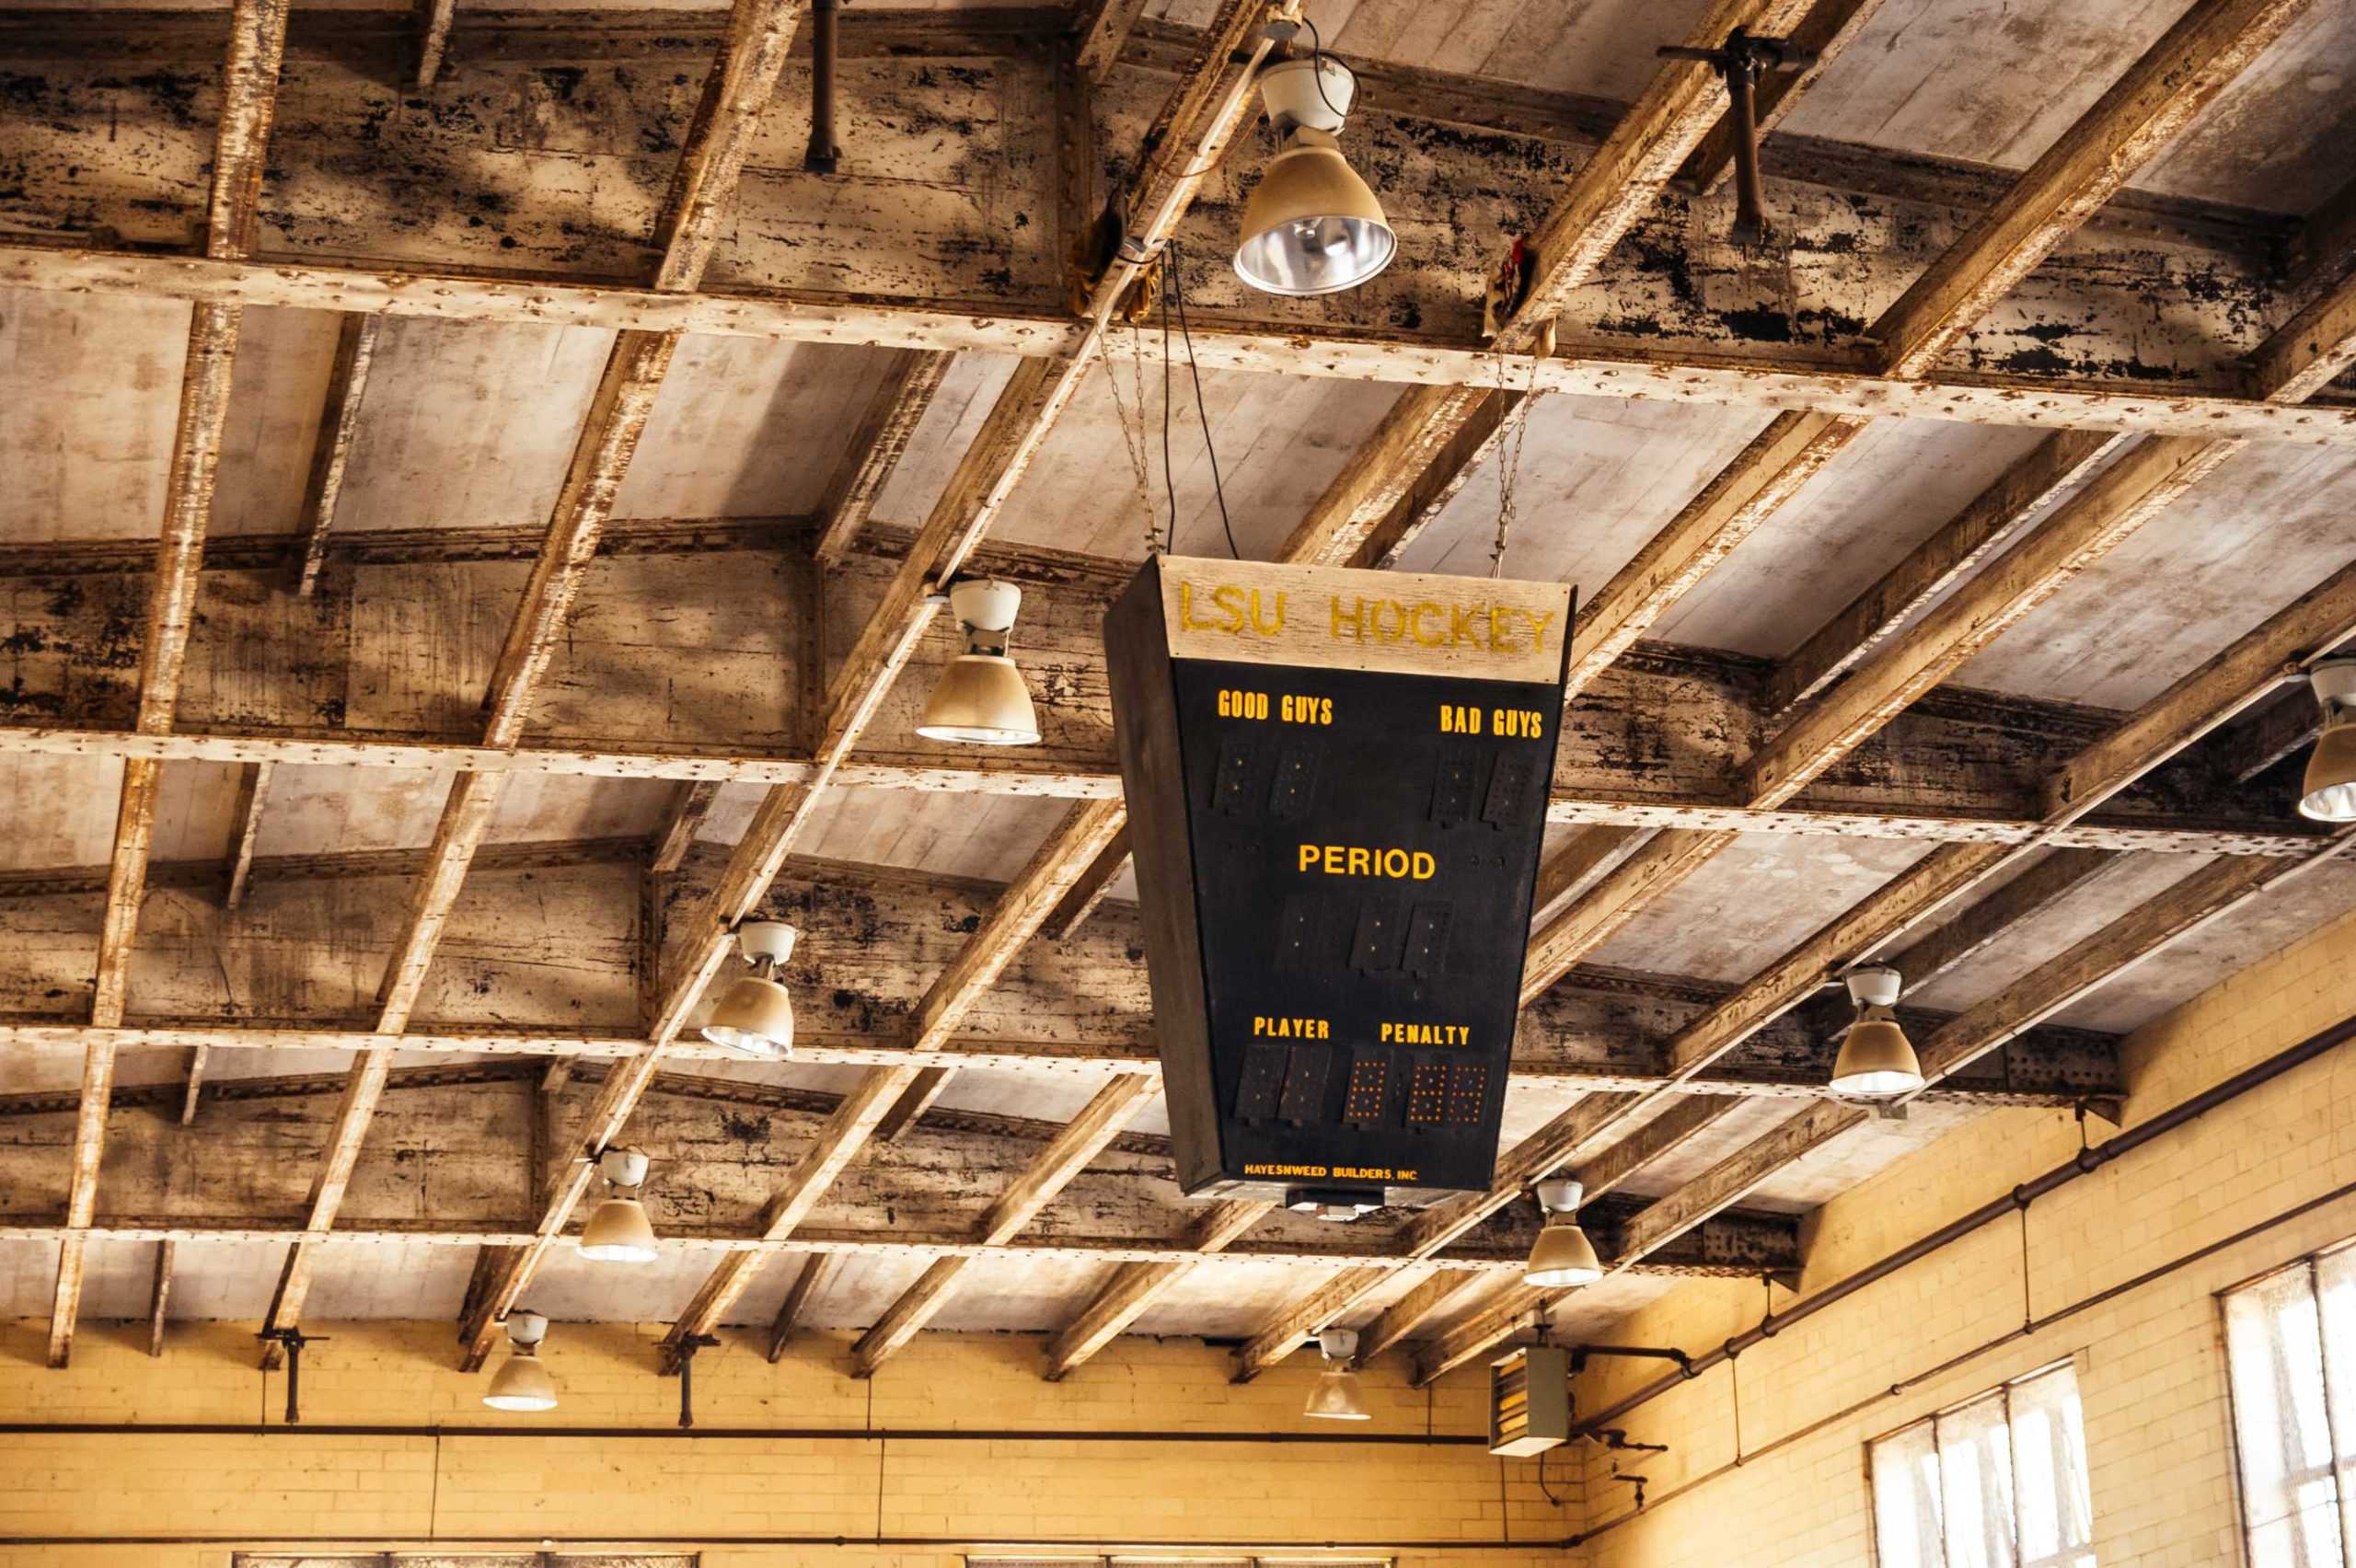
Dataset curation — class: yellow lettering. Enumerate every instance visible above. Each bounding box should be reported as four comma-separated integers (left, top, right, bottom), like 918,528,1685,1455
1489,605,1519,652
1346,847,1371,876
1298,844,1317,872
1331,595,1368,641
1413,851,1436,880
1179,582,1213,631
1250,588,1286,635
1525,607,1558,651
1210,583,1248,632
1375,599,1407,642
1451,604,1481,648
1412,601,1448,647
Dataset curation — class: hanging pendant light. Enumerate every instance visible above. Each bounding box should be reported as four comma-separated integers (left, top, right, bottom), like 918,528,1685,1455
1829,964,1923,1099
1234,52,1395,297
1304,1327,1372,1421
2298,656,2356,822
1525,1176,1604,1288
483,1309,558,1412
699,920,799,1058
579,1146,660,1263
917,579,1042,746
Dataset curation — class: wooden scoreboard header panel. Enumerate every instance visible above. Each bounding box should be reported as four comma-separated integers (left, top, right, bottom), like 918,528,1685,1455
1105,556,1573,1201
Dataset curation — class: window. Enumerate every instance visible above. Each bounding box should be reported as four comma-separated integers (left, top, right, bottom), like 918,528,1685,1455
2223,1246,2356,1566
1868,1362,2097,1568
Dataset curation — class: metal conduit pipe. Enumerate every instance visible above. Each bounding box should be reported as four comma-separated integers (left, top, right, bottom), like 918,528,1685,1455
1570,1009,2356,1440
804,0,841,174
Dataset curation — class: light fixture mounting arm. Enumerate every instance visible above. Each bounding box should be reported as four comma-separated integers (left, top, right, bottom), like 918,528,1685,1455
1657,27,1819,247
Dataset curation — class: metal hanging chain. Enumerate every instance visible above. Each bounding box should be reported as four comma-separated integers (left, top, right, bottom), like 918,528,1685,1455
1100,309,1160,559
1489,342,1541,579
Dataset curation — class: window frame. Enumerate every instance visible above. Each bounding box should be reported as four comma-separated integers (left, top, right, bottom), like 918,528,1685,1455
1863,1355,2096,1568
2215,1239,2356,1568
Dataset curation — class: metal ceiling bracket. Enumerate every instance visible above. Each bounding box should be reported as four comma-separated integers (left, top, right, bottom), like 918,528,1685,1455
1658,27,1819,246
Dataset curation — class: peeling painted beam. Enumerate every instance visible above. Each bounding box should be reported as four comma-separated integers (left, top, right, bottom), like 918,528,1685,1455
7,248,2355,447
50,0,292,1371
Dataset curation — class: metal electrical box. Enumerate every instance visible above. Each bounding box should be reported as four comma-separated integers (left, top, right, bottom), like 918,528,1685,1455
1491,1344,1572,1457
1103,555,1572,1201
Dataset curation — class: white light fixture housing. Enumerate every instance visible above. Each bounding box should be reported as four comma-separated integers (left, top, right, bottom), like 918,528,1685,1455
699,920,799,1058
1305,1326,1372,1421
2299,656,2356,822
1234,53,1397,297
579,1146,660,1264
1829,963,1924,1099
484,1309,558,1412
1525,1176,1605,1288
917,579,1041,747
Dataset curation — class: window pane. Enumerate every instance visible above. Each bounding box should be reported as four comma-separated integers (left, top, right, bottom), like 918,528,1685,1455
1874,1418,1948,1568
2009,1365,2096,1568
2314,1248,2356,1560
2226,1262,2345,1568
1937,1390,2020,1568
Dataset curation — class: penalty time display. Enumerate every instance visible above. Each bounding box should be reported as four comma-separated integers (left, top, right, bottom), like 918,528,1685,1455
1105,556,1573,1201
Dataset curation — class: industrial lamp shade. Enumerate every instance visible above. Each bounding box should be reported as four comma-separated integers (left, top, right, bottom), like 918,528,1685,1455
580,1195,659,1262
2304,723,2356,822
1235,129,1396,296
1831,1016,1924,1098
1527,1176,1603,1287
1525,1218,1605,1289
483,1347,558,1412
1305,1366,1372,1421
484,1310,557,1412
917,653,1041,746
701,974,796,1057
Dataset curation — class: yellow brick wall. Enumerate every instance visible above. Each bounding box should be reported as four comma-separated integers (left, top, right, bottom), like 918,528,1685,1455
0,1318,1575,1568
1573,901,2356,1567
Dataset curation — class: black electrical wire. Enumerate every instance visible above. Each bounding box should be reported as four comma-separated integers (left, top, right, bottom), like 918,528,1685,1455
1164,239,1242,559
1300,15,1359,122
1159,254,1177,556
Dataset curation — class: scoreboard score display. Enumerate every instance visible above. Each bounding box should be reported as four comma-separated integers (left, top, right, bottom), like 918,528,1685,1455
1104,556,1573,1201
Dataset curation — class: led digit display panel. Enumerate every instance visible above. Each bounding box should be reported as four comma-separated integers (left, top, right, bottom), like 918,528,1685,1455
1105,556,1572,1199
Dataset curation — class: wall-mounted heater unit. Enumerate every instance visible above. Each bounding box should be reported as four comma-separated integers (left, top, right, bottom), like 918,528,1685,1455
1490,1343,1571,1456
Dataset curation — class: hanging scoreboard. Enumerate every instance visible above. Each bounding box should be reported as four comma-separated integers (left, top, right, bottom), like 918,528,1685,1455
1104,556,1573,1201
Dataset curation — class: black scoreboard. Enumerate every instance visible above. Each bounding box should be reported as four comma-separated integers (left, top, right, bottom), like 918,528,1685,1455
1104,556,1573,1201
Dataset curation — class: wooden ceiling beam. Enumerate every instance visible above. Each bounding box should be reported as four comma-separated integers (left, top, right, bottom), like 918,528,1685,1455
851,1073,1157,1376
1872,0,2323,381
1,723,2318,857
649,780,724,876
0,1214,1793,1281
1766,427,2127,716
0,1015,2112,1110
46,0,292,1371
808,349,954,568
261,0,812,1356
1518,0,2319,1009
636,3,1281,1355
1042,1198,1274,1380
1038,824,1133,942
291,311,383,598
11,246,2355,448
1418,823,2356,1385
1416,1095,1861,1382
766,1252,837,1361
1230,1090,1747,1381
414,0,457,88
1406,548,2356,1377
874,799,1130,1138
